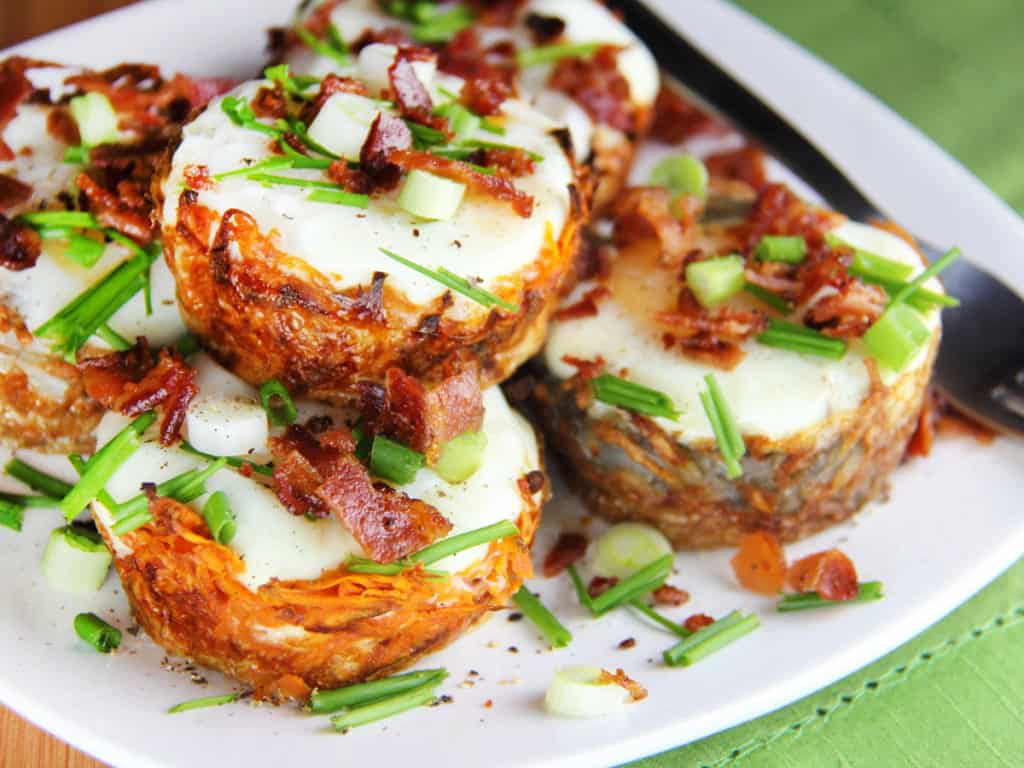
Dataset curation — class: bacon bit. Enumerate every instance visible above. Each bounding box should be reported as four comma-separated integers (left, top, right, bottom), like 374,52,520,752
730,531,787,595
460,76,511,117
483,699,493,709
78,342,197,445
0,176,32,212
300,74,368,124
542,532,588,577
76,172,154,245
388,49,436,123
650,86,724,143
521,469,546,495
706,146,767,191
803,280,886,338
349,26,410,54
359,367,484,460
587,575,618,599
179,76,237,110
787,549,859,602
617,637,636,649
183,164,214,191
270,421,452,562
560,355,604,382
652,584,690,607
612,187,689,263
683,613,714,633
467,0,527,26
549,46,633,133
525,12,566,44
439,30,517,95
357,112,412,191
656,289,766,370
302,0,340,37
46,107,80,146
554,286,609,321
598,668,647,702
0,58,33,161
252,84,288,119
743,268,799,296
389,149,534,217
0,213,41,270
470,147,535,178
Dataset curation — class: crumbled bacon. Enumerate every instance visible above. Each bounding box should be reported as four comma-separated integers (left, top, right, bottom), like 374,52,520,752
560,355,604,382
252,84,288,119
76,171,155,244
388,48,436,124
0,175,32,212
730,531,787,595
389,149,534,217
460,76,511,116
683,613,714,633
0,58,34,161
611,187,689,263
524,12,566,44
803,280,886,338
548,46,633,133
270,421,452,562
650,86,724,143
0,213,41,270
705,145,768,191
358,112,412,191
652,584,690,607
183,164,214,191
598,668,647,701
326,160,371,194
46,107,80,146
438,30,517,94
467,0,527,26
554,286,609,321
587,575,618,598
656,289,767,370
78,342,197,446
359,367,484,459
300,74,368,124
470,147,535,177
542,532,588,577
786,549,859,601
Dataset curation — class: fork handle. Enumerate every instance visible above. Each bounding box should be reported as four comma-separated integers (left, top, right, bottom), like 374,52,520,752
611,0,882,222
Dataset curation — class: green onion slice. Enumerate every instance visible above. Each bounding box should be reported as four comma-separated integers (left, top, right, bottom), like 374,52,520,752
847,249,914,283
890,247,961,306
777,580,884,612
111,458,228,535
167,692,241,714
259,379,297,427
431,431,487,484
590,373,679,420
700,373,745,479
517,42,602,68
294,23,351,67
513,586,572,648
629,599,690,638
221,96,281,137
180,441,273,477
743,283,791,313
589,554,673,616
650,153,708,199
263,64,319,100
370,435,425,485
202,491,236,545
306,188,371,208
330,683,437,732
0,500,24,532
686,255,746,308
41,525,111,593
74,612,121,653
5,458,72,499
311,669,447,715
380,248,520,312
662,610,760,666
756,318,847,360
754,235,806,264
862,303,932,372
592,522,673,580
410,4,475,43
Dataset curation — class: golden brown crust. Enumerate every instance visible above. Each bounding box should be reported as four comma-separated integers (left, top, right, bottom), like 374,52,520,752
588,106,652,214
96,462,546,697
160,182,584,404
527,334,938,548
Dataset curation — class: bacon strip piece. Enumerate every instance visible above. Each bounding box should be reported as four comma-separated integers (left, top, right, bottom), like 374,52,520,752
76,172,155,245
0,58,33,161
356,112,412,191
542,532,588,577
611,187,689,264
786,548,859,601
79,342,197,446
0,213,41,271
548,46,633,133
0,174,33,211
389,149,534,217
388,49,435,123
598,668,647,702
270,421,452,562
730,531,787,595
360,367,484,460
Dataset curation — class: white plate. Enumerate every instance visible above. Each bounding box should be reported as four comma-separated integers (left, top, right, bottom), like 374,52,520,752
3,2,1023,767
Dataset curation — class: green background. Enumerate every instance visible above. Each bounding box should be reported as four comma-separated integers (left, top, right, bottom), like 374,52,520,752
631,1,1024,765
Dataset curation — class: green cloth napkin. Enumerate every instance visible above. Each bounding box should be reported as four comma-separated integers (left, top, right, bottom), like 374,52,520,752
630,2,1024,765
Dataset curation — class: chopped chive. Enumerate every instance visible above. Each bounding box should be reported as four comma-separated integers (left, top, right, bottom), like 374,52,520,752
854,274,959,312
744,283,791,313
221,96,281,137
5,458,72,499
212,156,296,181
379,248,520,312
180,441,274,477
17,211,100,229
258,379,297,426
513,587,572,648
306,188,370,208
263,64,319,100
863,303,932,372
516,42,602,68
110,458,228,535
68,454,117,510
754,235,806,264
167,692,240,714
756,318,847,360
311,669,447,715
247,173,341,190
294,23,351,67
346,520,520,576
629,599,691,638
0,500,24,532
589,554,673,616
74,612,121,653
0,493,57,508
847,249,914,283
458,138,543,163
370,435,425,485
700,375,743,479
95,323,132,350
64,145,89,164
63,232,106,267
777,581,884,612
276,116,340,159
330,683,437,732
566,563,594,612
705,374,745,460
434,102,480,142
202,491,236,545
590,373,679,420
406,120,448,149
480,118,505,136
662,610,760,666
890,247,961,306
686,255,746,308
60,412,155,520
410,5,475,43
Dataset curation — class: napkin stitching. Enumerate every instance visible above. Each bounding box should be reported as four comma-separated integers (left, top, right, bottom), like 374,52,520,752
699,604,1024,768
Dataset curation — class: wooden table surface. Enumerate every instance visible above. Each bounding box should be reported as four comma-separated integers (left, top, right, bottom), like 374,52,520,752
2,7,136,767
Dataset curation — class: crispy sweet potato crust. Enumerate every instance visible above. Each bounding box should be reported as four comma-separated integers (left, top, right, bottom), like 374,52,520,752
96,462,545,697
160,178,585,404
527,334,938,548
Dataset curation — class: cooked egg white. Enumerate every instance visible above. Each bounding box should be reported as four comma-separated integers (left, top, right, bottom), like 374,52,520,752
93,360,541,591
544,221,942,443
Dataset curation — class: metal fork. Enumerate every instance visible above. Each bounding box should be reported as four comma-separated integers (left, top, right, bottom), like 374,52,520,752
613,0,1024,436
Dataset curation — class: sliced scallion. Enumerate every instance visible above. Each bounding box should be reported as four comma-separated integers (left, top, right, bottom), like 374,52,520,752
567,563,594,612
0,500,24,532
435,102,480,142
380,248,520,312
589,554,673,616
410,4,475,43
649,153,708,199
743,283,791,313
756,318,847,360
513,586,572,648
847,249,914,283
855,274,959,312
69,92,119,147
754,235,806,264
662,610,760,666
629,599,690,638
590,373,679,420
592,522,673,580
330,683,437,732
259,379,297,426
202,491,236,545
517,42,601,68
263,64,319,100
397,169,466,220
5,458,72,499
180,441,273,477
74,612,121,653
862,303,932,372
110,458,228,535
294,23,351,67
370,435,425,485
458,138,543,163
63,145,89,164
18,211,99,229
777,580,884,612
700,373,745,479
221,96,280,137
306,189,371,208
686,255,746,308
167,692,240,714
890,246,961,306
311,669,447,715
95,323,132,351
431,431,487,484
41,525,111,593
